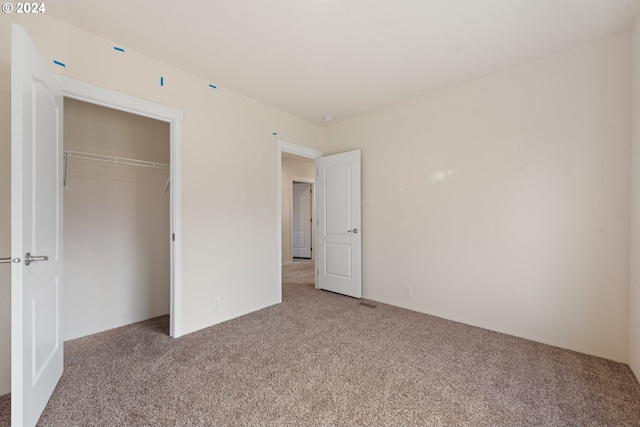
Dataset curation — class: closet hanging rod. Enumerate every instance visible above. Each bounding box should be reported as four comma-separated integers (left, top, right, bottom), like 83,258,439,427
63,150,169,170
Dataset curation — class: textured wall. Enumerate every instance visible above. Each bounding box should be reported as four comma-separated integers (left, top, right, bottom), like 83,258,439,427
325,35,631,363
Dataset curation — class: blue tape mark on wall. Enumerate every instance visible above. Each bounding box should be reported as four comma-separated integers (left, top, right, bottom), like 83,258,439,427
209,84,217,89
160,77,164,86
114,46,125,52
53,60,66,67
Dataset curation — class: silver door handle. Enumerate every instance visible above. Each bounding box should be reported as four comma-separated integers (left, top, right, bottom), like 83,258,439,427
0,257,11,264
25,252,48,266
347,228,359,234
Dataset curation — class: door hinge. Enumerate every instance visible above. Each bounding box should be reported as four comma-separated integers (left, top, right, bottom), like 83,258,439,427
172,233,175,242
317,269,319,276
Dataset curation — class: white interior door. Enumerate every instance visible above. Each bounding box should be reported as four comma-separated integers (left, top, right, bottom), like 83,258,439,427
316,150,361,298
292,183,312,258
11,24,64,427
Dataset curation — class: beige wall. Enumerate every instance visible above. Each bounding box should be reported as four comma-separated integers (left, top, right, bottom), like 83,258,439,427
325,35,631,363
63,98,170,340
281,156,316,264
0,14,324,395
630,16,640,381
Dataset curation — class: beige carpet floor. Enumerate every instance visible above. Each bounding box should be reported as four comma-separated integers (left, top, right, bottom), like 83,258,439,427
1,258,640,426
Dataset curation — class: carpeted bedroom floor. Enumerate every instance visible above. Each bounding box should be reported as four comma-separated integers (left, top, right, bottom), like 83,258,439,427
1,258,639,426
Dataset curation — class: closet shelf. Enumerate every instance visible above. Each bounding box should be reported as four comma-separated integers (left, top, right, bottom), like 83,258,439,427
63,150,169,170
63,150,170,191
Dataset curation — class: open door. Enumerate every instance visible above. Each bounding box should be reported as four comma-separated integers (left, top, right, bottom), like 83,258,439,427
11,24,64,427
316,150,361,298
292,182,312,259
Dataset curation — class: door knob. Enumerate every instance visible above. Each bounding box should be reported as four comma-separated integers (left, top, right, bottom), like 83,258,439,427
347,228,359,234
24,252,48,266
1,257,22,264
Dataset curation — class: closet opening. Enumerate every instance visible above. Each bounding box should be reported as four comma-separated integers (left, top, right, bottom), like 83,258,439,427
62,98,172,340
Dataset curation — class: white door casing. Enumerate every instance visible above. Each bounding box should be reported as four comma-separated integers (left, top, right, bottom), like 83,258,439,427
11,24,64,427
316,150,362,298
276,140,323,303
292,183,312,258
58,76,184,339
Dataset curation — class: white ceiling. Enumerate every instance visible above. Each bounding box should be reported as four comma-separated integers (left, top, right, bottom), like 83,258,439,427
47,0,640,126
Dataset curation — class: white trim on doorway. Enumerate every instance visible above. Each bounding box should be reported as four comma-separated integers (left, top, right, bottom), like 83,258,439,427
291,176,314,183
57,76,184,338
276,139,323,303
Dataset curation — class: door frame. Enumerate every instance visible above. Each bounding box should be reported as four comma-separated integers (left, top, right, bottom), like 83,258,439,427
291,179,314,261
277,140,323,303
58,76,184,337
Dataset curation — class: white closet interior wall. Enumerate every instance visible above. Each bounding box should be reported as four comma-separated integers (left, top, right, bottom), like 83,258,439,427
63,98,170,341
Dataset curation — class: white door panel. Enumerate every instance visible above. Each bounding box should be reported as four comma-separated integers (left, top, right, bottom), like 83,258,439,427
316,150,361,298
325,163,351,235
325,243,351,278
11,24,64,427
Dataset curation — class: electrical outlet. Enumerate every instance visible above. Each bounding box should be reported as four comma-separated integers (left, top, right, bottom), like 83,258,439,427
404,285,413,297
213,297,221,310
